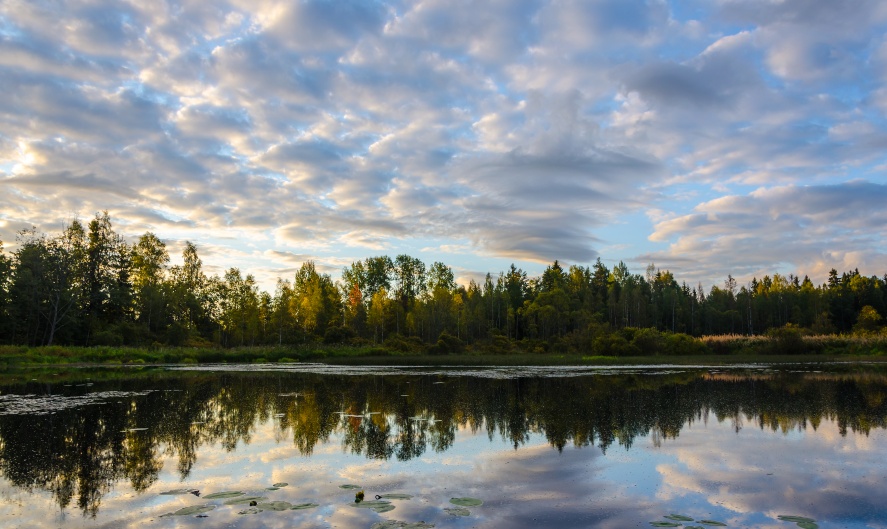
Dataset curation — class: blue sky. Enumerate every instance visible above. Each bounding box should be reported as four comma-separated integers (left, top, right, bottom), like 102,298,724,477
1,0,886,291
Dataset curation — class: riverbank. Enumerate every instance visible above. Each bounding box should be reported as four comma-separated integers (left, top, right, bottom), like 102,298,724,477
0,333,885,367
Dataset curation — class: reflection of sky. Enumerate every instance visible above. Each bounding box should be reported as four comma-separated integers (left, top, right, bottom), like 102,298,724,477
2,413,886,528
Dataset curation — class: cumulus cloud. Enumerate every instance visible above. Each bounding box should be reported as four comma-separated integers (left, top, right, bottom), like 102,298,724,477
1,0,887,288
645,182,887,284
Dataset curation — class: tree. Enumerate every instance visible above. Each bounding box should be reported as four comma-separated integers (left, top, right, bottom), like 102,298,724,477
85,212,131,328
393,254,426,311
854,305,883,335
10,224,86,345
131,233,169,334
0,240,12,341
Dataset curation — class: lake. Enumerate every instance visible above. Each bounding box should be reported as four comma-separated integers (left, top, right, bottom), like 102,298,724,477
0,363,885,529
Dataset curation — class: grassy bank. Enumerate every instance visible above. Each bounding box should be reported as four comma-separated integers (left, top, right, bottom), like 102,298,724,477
0,332,885,367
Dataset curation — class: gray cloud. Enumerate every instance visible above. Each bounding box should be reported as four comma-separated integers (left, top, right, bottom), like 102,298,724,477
1,0,887,289
645,182,887,285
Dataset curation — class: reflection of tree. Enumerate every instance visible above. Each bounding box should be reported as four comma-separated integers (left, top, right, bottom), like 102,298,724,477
1,369,887,516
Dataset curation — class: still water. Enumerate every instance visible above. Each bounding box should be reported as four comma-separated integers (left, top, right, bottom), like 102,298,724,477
0,363,885,529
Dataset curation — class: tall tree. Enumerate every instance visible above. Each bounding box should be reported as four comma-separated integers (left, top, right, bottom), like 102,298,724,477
131,232,169,334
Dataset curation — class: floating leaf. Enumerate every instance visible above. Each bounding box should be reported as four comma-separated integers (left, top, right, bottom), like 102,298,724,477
698,520,727,526
203,491,244,499
237,507,263,515
352,500,395,513
257,501,293,511
665,515,695,522
778,516,815,524
376,493,413,500
450,497,483,507
371,522,435,529
650,523,681,527
266,487,280,491
291,503,320,510
224,495,266,505
340,484,362,489
272,482,288,487
685,526,705,529
352,500,391,508
160,505,215,517
445,507,471,516
797,523,819,529
159,488,198,495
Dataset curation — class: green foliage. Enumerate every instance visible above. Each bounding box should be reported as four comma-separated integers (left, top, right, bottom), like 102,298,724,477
594,333,640,357
767,323,806,355
2,213,887,358
429,332,464,355
854,305,883,335
324,325,357,344
382,334,425,354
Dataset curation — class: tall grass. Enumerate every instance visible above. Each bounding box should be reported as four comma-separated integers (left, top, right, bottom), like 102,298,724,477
1,332,885,366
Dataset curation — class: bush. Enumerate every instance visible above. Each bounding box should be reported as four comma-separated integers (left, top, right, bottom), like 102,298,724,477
629,327,665,355
767,324,806,355
593,333,640,357
487,334,513,355
382,334,426,354
663,333,707,356
324,326,357,344
429,332,464,355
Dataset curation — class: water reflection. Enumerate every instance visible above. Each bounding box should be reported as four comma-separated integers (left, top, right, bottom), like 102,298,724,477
0,366,885,527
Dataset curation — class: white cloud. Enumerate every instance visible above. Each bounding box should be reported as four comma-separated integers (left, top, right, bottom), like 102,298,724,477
2,0,887,288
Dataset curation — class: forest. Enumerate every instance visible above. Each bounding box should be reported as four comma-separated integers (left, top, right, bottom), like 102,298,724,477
0,212,884,354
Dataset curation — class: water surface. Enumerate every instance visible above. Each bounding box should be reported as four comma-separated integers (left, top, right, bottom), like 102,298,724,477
0,363,884,528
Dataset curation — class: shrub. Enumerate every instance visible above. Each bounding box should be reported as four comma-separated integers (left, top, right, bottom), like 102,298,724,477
593,333,639,357
324,326,357,344
429,332,464,355
767,323,806,355
383,334,426,354
630,327,665,355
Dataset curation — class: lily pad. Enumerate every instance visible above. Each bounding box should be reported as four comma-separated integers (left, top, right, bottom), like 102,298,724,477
445,507,471,516
450,497,483,507
256,501,293,511
203,491,244,499
266,486,280,491
698,520,727,527
160,504,216,517
778,516,815,523
685,526,706,529
371,522,436,529
352,500,395,513
340,484,362,489
291,502,320,510
376,493,413,500
237,507,263,515
224,495,267,505
159,488,198,495
650,523,682,527
797,523,819,529
665,514,695,522
272,482,289,487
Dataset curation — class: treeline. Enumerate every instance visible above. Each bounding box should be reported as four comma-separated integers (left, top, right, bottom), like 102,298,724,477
0,213,884,351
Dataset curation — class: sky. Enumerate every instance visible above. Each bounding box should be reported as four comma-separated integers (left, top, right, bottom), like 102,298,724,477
2,0,887,292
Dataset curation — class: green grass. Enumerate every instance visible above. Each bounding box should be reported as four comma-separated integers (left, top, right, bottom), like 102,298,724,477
1,333,885,367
